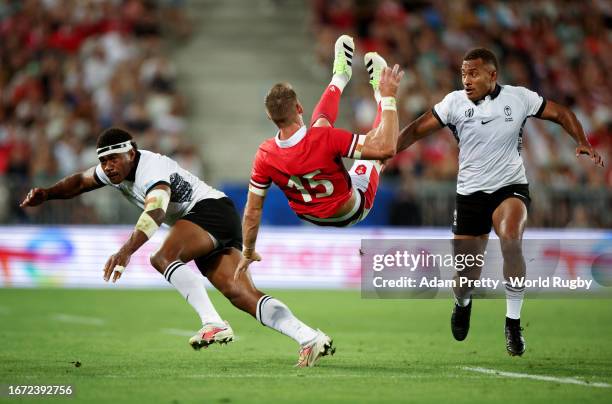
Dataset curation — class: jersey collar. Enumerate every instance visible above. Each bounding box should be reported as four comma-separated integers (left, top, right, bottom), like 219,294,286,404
490,83,502,99
125,151,141,182
471,83,502,104
275,125,307,148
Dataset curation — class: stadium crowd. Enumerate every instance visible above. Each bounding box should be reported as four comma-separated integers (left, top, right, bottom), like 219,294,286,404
1,0,609,228
312,0,611,228
0,0,197,224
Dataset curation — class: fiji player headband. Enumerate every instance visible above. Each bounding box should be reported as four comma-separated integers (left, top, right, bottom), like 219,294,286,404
96,141,133,158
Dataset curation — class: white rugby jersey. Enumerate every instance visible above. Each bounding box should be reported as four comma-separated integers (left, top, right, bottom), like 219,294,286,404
433,84,545,195
94,150,226,225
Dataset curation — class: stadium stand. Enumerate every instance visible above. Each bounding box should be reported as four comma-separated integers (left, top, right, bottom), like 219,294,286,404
311,0,611,228
1,0,609,228
0,0,199,224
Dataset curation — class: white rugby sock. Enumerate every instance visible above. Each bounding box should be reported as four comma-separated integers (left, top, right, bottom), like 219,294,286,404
505,284,524,319
256,295,318,345
164,260,224,325
330,75,348,92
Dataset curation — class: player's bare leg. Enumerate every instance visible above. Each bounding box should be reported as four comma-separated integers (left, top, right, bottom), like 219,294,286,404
450,234,488,341
202,249,335,367
311,34,354,128
202,248,263,316
150,220,233,349
452,235,489,303
492,197,528,356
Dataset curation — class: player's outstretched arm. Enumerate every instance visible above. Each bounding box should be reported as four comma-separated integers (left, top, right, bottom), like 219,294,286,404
538,100,604,167
235,191,264,279
104,184,171,283
360,65,404,160
20,166,103,208
396,110,444,152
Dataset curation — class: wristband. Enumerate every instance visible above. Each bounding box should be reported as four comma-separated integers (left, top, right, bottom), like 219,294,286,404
381,97,397,111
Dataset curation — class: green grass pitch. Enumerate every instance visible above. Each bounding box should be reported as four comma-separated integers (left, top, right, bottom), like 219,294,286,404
1,289,611,403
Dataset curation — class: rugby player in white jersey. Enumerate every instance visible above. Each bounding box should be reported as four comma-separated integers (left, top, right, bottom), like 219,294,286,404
21,128,334,367
396,48,604,356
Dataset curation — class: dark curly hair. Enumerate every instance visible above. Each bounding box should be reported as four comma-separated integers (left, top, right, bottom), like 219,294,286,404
96,127,137,150
463,48,498,71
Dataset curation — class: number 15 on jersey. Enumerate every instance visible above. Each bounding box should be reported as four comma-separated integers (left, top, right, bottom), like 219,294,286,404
287,170,334,202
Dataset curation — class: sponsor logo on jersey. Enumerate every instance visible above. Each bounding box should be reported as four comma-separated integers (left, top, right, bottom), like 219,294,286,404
504,105,513,122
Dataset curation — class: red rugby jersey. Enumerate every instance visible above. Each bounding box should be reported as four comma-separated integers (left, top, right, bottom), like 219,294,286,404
249,125,365,218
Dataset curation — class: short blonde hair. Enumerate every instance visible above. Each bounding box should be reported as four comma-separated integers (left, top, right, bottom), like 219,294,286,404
265,83,298,127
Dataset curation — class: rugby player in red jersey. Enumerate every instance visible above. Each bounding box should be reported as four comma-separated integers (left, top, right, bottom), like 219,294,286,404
237,35,403,276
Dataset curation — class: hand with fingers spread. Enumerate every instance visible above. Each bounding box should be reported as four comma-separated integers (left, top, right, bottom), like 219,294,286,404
379,64,405,98
234,248,262,280
103,250,132,283
576,143,604,167
20,188,48,208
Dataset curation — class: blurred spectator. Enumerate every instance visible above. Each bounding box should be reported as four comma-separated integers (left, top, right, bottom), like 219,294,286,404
312,0,611,228
0,0,200,224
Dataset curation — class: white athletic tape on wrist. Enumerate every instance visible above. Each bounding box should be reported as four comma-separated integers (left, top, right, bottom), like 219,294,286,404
144,189,170,213
135,211,159,239
113,265,125,274
381,97,397,111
